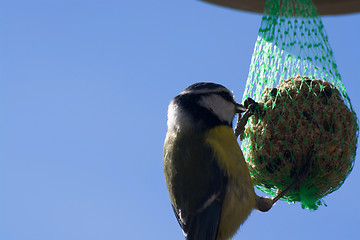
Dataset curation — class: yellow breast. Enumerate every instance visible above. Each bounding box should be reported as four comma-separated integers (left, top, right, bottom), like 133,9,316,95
205,125,256,240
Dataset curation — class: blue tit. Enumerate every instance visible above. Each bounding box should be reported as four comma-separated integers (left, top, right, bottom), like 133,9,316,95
163,82,274,240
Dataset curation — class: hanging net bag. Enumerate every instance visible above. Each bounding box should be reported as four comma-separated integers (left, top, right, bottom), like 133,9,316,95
240,0,358,210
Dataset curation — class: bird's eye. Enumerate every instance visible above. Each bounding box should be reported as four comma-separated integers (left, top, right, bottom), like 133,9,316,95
217,92,234,103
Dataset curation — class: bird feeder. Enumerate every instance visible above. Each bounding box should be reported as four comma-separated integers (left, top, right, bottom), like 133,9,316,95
202,0,359,210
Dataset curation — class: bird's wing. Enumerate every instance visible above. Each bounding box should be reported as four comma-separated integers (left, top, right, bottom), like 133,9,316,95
168,136,228,240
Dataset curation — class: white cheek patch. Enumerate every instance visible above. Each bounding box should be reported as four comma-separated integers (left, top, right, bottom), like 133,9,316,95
198,95,235,124
167,101,192,131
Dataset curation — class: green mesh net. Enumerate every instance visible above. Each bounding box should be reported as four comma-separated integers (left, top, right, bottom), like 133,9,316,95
240,0,358,210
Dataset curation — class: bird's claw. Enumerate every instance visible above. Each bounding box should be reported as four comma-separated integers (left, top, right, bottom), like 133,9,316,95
235,98,260,140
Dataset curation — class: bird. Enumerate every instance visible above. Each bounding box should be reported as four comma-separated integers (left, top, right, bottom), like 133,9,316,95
163,82,274,240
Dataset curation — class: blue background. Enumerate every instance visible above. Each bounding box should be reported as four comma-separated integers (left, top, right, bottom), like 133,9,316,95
1,1,359,239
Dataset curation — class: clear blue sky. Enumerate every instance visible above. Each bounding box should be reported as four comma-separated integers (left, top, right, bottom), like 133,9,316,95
1,1,359,239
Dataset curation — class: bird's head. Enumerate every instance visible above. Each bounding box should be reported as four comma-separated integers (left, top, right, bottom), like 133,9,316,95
167,82,246,132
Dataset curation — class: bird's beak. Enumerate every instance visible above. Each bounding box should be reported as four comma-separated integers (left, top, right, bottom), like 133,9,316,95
235,103,247,113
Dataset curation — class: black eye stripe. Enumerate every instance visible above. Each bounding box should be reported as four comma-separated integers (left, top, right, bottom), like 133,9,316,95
216,92,235,103
190,91,234,104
